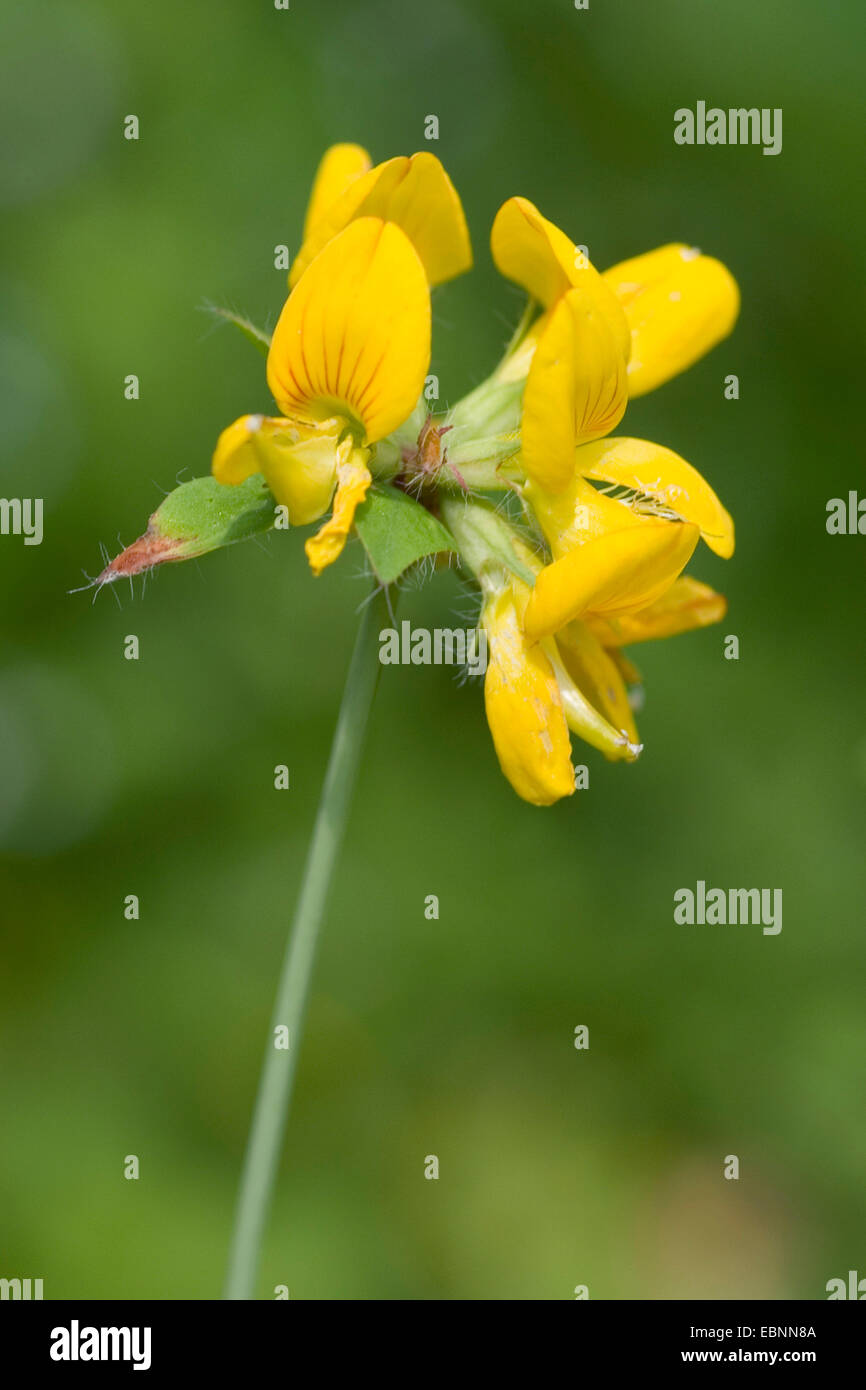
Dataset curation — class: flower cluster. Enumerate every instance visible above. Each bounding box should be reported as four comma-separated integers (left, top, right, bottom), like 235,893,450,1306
212,145,739,805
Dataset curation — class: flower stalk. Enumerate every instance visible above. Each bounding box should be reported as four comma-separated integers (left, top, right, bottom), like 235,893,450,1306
223,584,390,1300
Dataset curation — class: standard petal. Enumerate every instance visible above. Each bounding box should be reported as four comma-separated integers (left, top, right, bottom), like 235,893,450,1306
576,436,734,558
304,440,372,575
602,243,739,396
291,160,398,287
524,520,700,638
521,288,628,492
303,143,372,240
369,151,472,287
268,217,431,445
586,576,727,645
482,585,575,805
491,196,630,358
290,152,471,288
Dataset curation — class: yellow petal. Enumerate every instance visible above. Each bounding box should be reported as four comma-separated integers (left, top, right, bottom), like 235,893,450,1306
292,160,398,287
521,288,628,491
268,217,431,444
602,243,739,396
305,439,372,576
586,576,727,646
291,152,471,288
211,414,340,524
555,621,639,744
212,414,272,485
524,520,700,638
303,143,372,241
576,436,734,558
482,585,575,805
526,473,646,559
255,431,341,525
491,196,630,359
544,638,642,762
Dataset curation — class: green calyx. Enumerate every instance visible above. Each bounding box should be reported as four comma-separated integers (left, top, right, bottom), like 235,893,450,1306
439,494,540,591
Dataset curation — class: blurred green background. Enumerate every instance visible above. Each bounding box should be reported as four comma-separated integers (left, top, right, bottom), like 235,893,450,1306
1,0,864,1300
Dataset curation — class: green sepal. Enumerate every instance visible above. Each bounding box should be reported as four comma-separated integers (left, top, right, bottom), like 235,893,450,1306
439,494,539,590
354,484,455,585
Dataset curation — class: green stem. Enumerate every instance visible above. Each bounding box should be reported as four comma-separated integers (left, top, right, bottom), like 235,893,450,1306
223,584,390,1299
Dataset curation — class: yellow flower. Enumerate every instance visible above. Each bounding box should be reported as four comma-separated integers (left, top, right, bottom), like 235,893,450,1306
551,619,641,756
491,198,738,398
491,196,630,360
525,510,701,640
199,149,739,807
602,242,740,397
481,574,649,805
487,441,731,796
268,217,430,441
480,521,729,801
290,145,472,289
585,575,727,647
212,415,342,524
213,216,431,573
522,445,733,639
302,143,371,242
486,198,736,641
564,437,735,559
438,497,646,805
303,437,373,578
452,197,737,800
519,287,630,493
490,197,738,498
481,581,576,806
212,137,474,574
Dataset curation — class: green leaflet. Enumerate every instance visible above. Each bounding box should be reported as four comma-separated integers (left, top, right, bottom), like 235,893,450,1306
354,485,455,585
